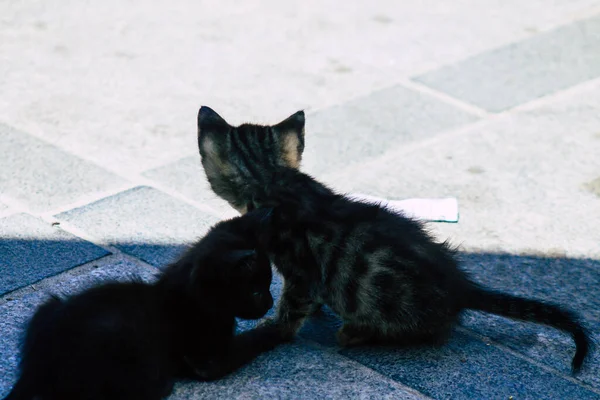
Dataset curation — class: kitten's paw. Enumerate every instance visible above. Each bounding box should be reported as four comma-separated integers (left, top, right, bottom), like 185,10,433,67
256,317,278,329
311,304,325,316
184,357,223,381
193,368,220,381
256,318,295,342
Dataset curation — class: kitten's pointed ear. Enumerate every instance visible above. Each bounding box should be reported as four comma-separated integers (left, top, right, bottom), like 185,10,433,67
273,110,305,169
198,106,228,131
197,106,230,153
198,106,232,178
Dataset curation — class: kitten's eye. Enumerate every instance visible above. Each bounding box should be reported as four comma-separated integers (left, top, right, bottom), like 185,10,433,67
252,291,261,297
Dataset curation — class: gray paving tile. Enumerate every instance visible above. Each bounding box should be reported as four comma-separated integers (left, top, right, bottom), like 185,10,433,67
0,260,159,397
169,340,422,400
55,186,220,268
0,213,110,296
143,156,236,218
414,16,600,112
0,123,127,212
301,85,479,176
341,331,600,400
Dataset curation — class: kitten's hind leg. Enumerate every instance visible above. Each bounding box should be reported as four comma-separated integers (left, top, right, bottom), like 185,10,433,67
336,323,377,347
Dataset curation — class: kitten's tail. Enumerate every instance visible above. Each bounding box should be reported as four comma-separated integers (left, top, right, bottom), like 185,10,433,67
464,284,592,373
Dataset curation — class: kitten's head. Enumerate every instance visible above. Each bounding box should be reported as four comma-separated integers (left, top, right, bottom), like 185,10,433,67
197,106,305,213
166,208,274,320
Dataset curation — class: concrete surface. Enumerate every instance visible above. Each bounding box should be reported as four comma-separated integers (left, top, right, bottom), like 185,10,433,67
1,1,600,399
414,15,600,112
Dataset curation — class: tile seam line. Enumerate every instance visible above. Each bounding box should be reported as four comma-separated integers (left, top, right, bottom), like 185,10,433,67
299,11,600,119
0,119,215,209
324,74,600,181
0,185,203,236
299,339,434,400
36,217,172,270
406,9,600,79
307,12,600,119
0,253,158,305
456,326,600,395
396,79,490,118
0,170,227,221
0,253,112,303
37,182,139,217
40,178,225,220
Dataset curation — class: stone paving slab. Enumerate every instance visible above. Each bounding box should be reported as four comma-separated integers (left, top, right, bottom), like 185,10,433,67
322,79,600,259
0,213,110,296
341,331,600,400
0,123,127,212
0,259,159,397
302,85,479,176
55,186,220,268
143,156,237,218
170,340,425,400
414,15,600,112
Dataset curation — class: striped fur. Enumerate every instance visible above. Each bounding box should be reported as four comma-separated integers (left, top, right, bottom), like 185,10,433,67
197,106,592,373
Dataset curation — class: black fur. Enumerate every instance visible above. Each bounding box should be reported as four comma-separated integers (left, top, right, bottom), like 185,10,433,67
197,106,593,374
3,209,279,400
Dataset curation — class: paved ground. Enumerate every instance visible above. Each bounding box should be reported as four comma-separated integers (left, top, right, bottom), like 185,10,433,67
1,1,600,399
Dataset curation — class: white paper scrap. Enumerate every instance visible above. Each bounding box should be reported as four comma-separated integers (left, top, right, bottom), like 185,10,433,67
347,193,459,223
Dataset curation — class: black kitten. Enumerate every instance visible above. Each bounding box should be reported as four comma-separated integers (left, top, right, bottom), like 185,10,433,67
4,209,278,400
197,106,592,373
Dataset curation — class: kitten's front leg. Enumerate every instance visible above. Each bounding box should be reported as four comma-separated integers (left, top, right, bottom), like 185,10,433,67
260,278,317,340
185,324,282,381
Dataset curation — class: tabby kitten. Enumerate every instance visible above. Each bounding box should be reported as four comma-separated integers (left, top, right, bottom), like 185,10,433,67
4,209,278,400
196,106,592,373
